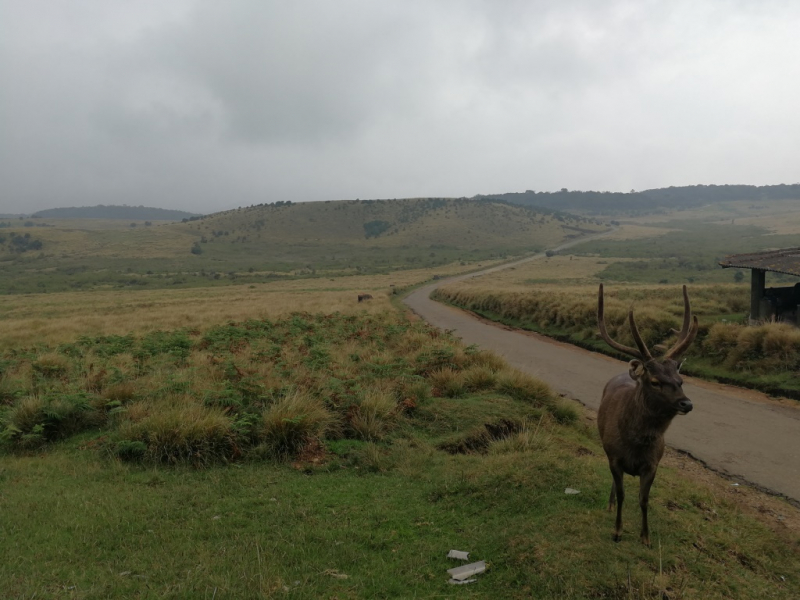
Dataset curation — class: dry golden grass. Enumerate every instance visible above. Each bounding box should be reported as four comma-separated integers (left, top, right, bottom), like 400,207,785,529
0,263,496,349
704,320,800,372
444,255,635,291
603,223,677,240
2,222,197,259
622,199,800,230
729,209,800,236
436,281,749,352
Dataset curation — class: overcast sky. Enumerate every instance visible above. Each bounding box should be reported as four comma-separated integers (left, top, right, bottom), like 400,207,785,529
1,0,799,214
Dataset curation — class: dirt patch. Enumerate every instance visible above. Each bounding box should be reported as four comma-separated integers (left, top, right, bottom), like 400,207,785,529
438,418,524,454
291,438,328,471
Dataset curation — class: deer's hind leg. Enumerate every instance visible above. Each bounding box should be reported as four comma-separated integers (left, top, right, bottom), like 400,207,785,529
609,462,625,542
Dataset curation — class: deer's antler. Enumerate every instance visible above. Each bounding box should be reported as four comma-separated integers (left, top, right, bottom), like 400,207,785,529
598,284,653,360
663,285,699,360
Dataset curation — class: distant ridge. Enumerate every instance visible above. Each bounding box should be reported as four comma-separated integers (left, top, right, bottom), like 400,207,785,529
31,205,203,221
480,183,800,214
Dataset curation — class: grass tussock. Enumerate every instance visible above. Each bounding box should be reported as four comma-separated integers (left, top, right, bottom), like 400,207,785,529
259,391,336,457
496,368,554,407
704,320,800,373
116,402,234,465
348,389,398,441
1,393,101,449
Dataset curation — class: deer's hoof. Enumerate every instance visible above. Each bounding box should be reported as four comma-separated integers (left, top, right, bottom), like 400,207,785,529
613,533,621,543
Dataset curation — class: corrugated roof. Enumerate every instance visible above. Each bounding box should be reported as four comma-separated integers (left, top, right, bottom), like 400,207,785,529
719,247,800,277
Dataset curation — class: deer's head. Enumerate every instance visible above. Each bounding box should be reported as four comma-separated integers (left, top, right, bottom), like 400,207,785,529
598,284,699,416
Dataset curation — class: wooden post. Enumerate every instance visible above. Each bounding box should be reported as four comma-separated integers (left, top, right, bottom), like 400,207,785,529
750,269,765,322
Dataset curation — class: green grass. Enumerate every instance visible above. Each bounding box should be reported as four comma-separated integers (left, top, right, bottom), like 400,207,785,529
2,406,798,597
1,311,798,598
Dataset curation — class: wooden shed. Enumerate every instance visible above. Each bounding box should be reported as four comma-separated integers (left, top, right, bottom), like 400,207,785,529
719,247,800,323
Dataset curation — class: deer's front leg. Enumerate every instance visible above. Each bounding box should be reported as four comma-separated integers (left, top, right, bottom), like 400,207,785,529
610,462,625,542
639,469,657,547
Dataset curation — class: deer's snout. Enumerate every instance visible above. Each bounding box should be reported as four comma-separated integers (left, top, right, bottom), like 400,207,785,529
677,399,693,414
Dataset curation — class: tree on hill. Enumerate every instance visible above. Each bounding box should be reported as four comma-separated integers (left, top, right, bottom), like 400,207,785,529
363,220,392,238
479,184,800,214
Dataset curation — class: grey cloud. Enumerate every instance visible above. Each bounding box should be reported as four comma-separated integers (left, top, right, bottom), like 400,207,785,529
1,0,800,214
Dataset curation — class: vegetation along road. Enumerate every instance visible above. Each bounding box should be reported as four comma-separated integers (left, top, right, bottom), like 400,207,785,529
405,234,800,504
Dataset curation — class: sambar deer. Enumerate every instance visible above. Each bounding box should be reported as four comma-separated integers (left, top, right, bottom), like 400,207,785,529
597,284,699,545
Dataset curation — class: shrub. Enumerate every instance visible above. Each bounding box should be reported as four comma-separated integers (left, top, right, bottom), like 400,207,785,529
393,376,431,404
461,365,498,392
496,369,553,407
202,385,245,411
349,389,398,441
32,353,71,378
428,367,466,398
102,381,138,403
259,391,335,457
1,393,100,448
551,399,579,424
703,322,742,357
114,440,147,460
464,349,507,372
117,404,234,465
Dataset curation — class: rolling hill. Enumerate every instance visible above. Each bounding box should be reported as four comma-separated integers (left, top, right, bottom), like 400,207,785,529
0,197,605,294
31,205,201,221
483,183,800,214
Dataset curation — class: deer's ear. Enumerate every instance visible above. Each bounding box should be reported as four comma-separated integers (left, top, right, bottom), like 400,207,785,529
629,359,646,380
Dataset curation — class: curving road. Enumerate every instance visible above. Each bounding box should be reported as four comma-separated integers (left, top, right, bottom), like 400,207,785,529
404,237,800,503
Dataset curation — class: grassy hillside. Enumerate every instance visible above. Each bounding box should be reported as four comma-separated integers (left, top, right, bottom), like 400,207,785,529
0,198,605,294
189,197,601,246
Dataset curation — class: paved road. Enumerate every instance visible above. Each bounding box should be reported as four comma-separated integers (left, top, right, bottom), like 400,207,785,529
404,242,800,503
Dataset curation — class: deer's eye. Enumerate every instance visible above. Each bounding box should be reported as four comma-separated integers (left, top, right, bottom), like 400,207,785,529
650,380,662,387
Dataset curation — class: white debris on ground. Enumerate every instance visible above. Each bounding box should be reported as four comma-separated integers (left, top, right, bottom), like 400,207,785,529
446,557,487,584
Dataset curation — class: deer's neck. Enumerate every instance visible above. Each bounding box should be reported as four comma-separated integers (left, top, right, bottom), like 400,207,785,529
634,386,675,433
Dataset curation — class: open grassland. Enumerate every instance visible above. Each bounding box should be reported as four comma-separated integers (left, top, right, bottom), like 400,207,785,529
0,263,499,349
0,198,605,294
1,309,798,598
601,223,678,241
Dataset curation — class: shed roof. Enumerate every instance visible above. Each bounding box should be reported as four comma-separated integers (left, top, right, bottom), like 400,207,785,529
719,247,800,277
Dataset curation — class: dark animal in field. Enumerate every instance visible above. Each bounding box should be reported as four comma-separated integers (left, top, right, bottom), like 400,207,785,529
357,294,373,302
597,284,699,545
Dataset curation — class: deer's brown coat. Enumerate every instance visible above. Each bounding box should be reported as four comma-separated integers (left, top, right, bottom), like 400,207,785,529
597,284,699,545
